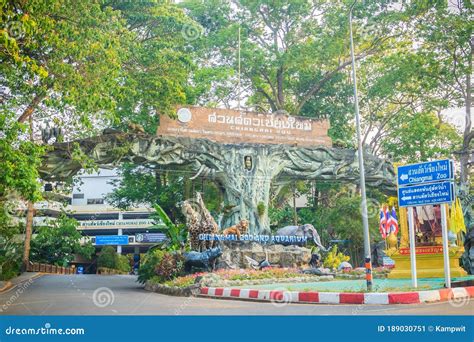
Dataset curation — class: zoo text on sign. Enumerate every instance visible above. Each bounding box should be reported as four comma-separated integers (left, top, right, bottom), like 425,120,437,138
397,159,453,186
157,106,331,147
199,233,308,244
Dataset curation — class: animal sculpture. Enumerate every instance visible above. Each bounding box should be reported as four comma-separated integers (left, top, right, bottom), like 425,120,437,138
184,246,222,272
222,219,249,239
275,224,327,251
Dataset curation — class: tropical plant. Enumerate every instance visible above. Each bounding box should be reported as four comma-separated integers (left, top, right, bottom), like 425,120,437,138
152,204,188,252
323,245,350,271
154,252,185,282
137,248,165,284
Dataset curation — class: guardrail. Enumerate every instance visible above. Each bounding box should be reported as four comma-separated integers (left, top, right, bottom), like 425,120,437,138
27,262,75,275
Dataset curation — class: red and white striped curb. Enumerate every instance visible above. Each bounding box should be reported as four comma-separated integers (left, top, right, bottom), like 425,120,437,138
200,286,474,305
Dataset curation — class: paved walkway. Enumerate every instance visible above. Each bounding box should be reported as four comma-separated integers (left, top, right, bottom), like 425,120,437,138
0,274,472,315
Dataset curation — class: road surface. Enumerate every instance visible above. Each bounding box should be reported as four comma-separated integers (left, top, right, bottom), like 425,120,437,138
0,274,472,315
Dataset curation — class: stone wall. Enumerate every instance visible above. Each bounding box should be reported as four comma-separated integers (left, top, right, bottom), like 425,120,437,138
216,241,311,269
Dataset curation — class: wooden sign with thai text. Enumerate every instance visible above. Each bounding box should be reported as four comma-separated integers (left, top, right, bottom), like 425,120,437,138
156,106,331,147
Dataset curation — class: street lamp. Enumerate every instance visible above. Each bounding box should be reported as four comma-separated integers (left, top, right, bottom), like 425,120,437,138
349,0,373,291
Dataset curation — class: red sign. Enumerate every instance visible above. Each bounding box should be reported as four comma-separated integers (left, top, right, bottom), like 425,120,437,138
399,246,444,255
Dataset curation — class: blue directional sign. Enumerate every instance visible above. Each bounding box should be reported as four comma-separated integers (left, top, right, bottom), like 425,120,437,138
95,235,129,246
397,159,453,187
398,181,454,207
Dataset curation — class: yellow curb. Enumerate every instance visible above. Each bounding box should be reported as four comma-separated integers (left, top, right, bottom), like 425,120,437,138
0,281,12,293
0,273,44,294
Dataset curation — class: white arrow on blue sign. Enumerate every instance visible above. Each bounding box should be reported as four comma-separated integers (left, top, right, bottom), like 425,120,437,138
397,159,453,187
398,181,454,207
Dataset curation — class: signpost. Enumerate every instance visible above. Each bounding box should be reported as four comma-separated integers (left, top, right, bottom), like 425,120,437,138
397,159,453,186
397,159,454,289
95,235,129,246
398,181,454,207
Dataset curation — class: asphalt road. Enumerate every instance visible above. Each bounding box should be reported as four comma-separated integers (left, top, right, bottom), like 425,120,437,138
0,274,472,315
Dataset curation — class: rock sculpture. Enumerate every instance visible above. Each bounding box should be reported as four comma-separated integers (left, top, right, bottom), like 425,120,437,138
183,246,222,272
275,224,327,251
39,132,397,234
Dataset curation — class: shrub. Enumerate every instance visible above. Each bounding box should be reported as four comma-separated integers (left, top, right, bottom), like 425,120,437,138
116,254,131,273
97,246,117,269
154,252,184,282
0,238,22,281
137,248,165,284
323,245,350,270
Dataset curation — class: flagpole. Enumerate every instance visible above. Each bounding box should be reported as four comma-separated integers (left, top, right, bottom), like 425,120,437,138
349,0,372,292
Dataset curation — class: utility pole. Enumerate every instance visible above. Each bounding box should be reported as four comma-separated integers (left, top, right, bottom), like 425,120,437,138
349,0,373,291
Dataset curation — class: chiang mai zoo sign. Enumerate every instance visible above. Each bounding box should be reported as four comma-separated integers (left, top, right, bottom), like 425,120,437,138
39,106,397,234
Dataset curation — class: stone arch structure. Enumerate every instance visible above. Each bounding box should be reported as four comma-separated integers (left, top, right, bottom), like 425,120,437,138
40,131,397,234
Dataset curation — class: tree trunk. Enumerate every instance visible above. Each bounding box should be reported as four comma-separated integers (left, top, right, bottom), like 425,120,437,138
22,201,34,271
219,146,286,234
17,94,44,123
22,114,35,271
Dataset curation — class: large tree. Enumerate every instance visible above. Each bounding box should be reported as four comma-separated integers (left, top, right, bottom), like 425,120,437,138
182,0,426,143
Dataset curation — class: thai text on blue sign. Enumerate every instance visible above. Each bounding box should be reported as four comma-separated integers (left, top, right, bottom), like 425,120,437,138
397,159,453,187
398,181,454,207
95,235,129,246
135,233,167,243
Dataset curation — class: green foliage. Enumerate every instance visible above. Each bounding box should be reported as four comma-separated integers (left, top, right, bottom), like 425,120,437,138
380,112,461,163
269,205,294,230
0,109,43,202
106,165,185,222
137,248,165,284
116,254,131,273
97,246,118,269
30,214,94,266
97,246,131,273
323,245,350,271
0,238,22,281
152,204,188,252
257,202,265,217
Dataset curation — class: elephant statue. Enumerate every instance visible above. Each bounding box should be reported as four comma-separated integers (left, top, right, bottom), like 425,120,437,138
275,224,327,251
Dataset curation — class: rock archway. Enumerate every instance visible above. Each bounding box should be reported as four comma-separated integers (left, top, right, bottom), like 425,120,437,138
40,131,397,233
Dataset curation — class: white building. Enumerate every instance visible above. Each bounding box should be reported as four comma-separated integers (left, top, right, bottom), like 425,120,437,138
69,168,166,256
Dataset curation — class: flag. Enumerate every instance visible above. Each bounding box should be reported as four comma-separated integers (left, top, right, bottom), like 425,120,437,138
379,207,387,238
450,198,466,234
387,206,399,235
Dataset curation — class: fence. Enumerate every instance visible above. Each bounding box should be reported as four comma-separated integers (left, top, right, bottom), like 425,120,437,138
27,262,75,275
